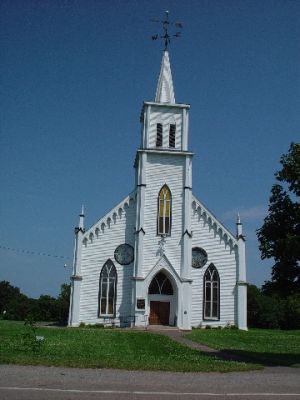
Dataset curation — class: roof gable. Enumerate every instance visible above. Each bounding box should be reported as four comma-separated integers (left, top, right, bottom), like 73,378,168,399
82,191,136,243
191,194,237,248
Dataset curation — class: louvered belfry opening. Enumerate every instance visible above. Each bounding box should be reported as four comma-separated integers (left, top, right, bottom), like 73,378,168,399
156,123,163,147
169,124,176,148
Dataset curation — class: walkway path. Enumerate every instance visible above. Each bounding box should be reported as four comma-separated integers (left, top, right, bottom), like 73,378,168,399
140,326,259,364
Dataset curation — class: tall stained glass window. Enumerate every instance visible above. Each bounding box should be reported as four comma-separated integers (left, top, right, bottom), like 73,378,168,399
203,264,220,320
158,185,171,235
99,259,117,316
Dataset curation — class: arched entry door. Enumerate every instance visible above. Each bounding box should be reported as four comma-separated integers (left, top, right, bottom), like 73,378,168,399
148,272,174,325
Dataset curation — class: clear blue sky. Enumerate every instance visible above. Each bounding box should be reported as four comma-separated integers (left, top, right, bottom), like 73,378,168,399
1,0,299,298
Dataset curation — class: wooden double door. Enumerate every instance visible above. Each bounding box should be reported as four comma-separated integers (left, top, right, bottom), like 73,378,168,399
149,301,170,325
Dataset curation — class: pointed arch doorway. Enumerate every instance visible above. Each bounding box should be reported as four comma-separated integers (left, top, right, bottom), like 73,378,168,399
148,271,175,326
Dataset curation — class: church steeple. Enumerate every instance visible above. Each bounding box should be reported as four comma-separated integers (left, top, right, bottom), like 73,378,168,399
155,50,175,104
139,49,190,151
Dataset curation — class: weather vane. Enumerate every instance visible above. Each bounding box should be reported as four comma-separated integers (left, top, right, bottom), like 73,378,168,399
151,11,183,51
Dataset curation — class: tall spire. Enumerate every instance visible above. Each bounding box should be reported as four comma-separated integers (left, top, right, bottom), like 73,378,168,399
155,50,175,104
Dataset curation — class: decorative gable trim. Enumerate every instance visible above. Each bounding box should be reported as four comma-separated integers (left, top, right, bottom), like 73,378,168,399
82,191,136,245
191,195,238,249
144,254,184,285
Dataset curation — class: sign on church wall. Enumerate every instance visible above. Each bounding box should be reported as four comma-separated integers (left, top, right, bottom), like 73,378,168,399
137,298,145,310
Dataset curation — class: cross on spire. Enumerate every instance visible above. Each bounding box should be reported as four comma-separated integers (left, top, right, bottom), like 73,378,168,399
151,11,183,51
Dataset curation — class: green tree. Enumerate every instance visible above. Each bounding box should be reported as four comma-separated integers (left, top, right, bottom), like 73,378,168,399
0,280,71,322
37,295,58,321
247,284,283,328
257,143,300,296
0,281,20,311
56,283,70,325
0,281,26,319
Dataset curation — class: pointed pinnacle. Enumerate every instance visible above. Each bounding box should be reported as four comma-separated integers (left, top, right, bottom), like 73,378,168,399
80,204,85,217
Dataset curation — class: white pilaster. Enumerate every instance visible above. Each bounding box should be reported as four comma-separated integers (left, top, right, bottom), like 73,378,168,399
133,151,147,325
236,216,247,330
179,281,192,330
134,152,147,278
144,105,151,148
179,155,193,330
182,108,189,151
182,155,192,279
68,207,85,327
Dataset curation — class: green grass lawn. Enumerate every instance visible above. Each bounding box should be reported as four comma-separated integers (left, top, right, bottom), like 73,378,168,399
0,321,259,372
186,328,300,367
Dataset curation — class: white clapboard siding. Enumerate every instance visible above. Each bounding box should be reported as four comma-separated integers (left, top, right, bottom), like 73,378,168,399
79,194,136,325
148,107,183,150
190,195,238,327
143,153,185,276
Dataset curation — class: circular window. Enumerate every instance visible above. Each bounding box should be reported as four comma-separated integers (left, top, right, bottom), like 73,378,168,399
192,247,208,268
114,244,134,265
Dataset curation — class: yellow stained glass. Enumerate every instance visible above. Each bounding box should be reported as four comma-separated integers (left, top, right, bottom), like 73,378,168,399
158,185,171,234
165,200,170,216
159,200,164,217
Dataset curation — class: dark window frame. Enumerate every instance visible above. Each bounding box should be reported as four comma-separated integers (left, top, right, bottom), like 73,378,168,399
203,263,220,321
157,184,172,236
98,259,117,317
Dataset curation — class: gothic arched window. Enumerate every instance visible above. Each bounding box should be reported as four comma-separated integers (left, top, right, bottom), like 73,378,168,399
157,185,171,235
149,272,173,295
99,259,117,316
203,264,220,320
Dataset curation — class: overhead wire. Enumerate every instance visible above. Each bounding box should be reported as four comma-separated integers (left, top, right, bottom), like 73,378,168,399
0,244,71,260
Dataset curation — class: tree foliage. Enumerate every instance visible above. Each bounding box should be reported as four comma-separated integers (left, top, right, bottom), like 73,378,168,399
257,143,300,296
276,142,300,197
0,281,21,312
247,284,300,329
56,283,71,324
0,281,70,324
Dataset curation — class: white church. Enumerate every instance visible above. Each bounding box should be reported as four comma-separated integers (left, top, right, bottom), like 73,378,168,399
68,50,247,330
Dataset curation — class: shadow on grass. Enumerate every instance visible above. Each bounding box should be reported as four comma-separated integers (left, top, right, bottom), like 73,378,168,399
209,349,300,367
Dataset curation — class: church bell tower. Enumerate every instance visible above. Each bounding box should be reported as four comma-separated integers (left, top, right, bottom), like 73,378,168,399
133,48,193,329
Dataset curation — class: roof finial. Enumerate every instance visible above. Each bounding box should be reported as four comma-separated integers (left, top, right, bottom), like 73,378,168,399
236,213,244,239
80,204,85,217
151,11,183,51
79,205,85,231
